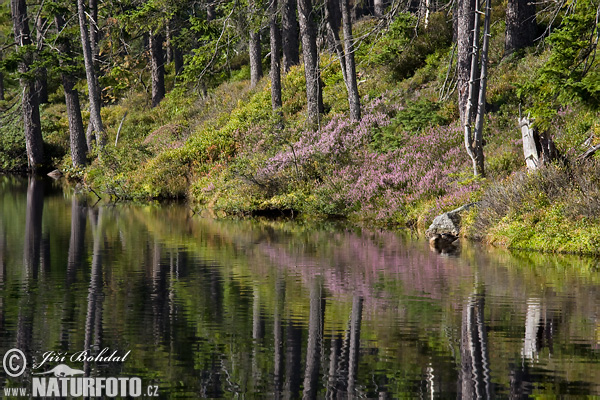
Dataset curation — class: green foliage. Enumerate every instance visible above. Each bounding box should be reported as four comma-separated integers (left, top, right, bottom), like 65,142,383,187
370,12,452,80
519,0,600,129
0,114,26,171
371,99,449,151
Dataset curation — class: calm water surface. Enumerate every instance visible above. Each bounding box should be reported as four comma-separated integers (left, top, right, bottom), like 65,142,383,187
0,176,599,398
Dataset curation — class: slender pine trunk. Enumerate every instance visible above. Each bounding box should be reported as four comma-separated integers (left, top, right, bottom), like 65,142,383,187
56,15,87,167
149,32,165,107
249,31,263,88
297,0,323,124
77,0,105,149
11,0,44,170
0,71,4,100
341,0,361,120
35,17,48,104
281,0,300,72
270,0,283,111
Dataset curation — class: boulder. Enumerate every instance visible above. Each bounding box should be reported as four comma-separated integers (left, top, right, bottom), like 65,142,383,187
47,169,63,179
426,202,478,237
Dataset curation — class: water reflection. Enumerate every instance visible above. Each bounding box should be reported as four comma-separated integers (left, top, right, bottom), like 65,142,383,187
0,177,599,398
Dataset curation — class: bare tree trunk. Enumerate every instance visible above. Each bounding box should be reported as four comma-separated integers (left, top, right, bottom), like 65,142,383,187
457,0,475,127
88,0,101,141
341,0,361,120
374,0,384,17
150,32,165,107
281,0,300,72
505,0,537,56
77,0,105,149
271,0,283,111
463,0,489,177
249,31,263,88
11,0,44,170
35,17,48,104
297,0,323,125
55,15,87,167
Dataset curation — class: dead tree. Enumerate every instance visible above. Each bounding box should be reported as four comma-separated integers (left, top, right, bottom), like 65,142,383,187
463,0,491,177
519,111,560,169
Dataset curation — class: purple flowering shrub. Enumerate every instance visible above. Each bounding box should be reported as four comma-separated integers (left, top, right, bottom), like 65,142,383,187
248,96,478,222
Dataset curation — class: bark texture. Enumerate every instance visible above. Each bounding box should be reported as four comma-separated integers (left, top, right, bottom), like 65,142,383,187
505,0,537,55
249,31,263,88
150,32,166,107
374,0,384,17
270,0,283,111
341,0,361,120
457,0,475,127
11,0,44,170
281,0,300,71
55,15,87,167
35,17,48,104
297,0,323,124
77,0,105,148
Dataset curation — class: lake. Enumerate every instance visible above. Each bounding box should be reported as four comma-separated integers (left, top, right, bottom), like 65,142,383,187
0,176,599,398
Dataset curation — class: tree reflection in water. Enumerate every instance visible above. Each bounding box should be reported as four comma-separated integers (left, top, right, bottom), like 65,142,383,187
0,177,598,398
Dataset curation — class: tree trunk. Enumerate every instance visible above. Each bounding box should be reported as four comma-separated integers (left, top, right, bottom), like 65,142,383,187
270,0,283,111
374,0,384,17
505,0,537,56
0,71,4,101
77,0,105,148
165,20,173,64
297,0,323,125
207,1,216,21
249,31,263,88
463,0,489,177
149,32,165,107
55,15,87,167
35,17,48,104
281,0,300,72
11,0,45,170
326,0,346,82
457,0,476,127
88,0,102,136
341,0,361,120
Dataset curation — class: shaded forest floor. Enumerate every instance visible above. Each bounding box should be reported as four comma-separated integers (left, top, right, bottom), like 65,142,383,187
2,11,600,254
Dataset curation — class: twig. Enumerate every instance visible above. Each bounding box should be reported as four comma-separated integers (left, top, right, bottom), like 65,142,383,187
115,111,128,146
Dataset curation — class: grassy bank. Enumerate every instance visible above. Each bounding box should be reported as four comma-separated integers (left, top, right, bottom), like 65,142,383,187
2,9,600,254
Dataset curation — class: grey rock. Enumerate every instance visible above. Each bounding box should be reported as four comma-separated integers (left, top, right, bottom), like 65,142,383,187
47,169,63,179
426,202,478,237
